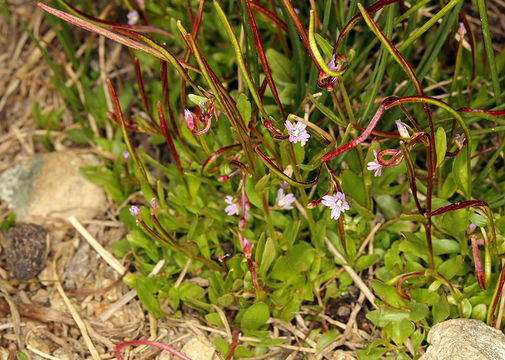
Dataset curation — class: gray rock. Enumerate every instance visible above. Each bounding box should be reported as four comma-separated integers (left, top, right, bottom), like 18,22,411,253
0,152,106,221
421,318,505,360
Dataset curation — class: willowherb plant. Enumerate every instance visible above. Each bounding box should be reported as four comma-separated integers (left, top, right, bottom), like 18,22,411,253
39,0,505,357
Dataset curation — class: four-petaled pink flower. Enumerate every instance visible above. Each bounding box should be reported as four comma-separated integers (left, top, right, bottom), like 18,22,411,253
322,192,350,220
285,120,310,146
276,188,296,210
224,196,250,218
367,150,384,177
395,120,409,139
127,10,139,25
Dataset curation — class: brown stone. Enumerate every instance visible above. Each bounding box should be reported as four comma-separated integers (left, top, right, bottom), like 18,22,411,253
4,223,48,280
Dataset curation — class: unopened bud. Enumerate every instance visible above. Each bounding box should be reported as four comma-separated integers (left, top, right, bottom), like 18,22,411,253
184,109,195,131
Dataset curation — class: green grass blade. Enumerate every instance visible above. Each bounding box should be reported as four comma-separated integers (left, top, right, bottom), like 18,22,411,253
477,0,502,106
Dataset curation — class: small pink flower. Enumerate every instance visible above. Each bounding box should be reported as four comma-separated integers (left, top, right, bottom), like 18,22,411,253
224,196,239,216
127,10,139,25
122,151,130,159
327,54,339,73
321,192,350,220
129,205,140,217
395,120,410,139
276,188,296,210
150,198,157,210
285,120,310,146
367,150,384,177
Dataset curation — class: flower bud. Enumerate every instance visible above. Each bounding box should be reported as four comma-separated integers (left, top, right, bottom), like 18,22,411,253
184,109,195,131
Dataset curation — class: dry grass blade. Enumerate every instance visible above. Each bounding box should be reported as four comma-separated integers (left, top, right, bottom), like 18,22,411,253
51,257,100,360
325,237,378,309
68,215,126,275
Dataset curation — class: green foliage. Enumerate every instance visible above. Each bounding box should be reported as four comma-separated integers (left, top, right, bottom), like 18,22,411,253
38,0,505,357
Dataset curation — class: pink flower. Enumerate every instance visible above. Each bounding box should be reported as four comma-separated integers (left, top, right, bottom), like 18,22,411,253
321,192,350,220
276,188,296,210
129,205,140,217
395,120,410,139
367,150,384,177
285,120,310,146
327,54,339,73
224,196,239,216
127,10,139,25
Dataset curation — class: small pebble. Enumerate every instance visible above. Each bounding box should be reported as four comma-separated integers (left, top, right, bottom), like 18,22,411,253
4,223,48,280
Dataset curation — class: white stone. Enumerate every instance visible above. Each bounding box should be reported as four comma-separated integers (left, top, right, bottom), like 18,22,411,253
180,337,217,360
421,318,505,360
0,152,106,222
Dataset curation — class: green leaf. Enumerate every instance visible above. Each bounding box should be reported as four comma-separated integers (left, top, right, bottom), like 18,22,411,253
392,318,414,346
270,256,292,281
408,302,429,322
371,280,407,308
259,237,277,276
287,242,315,272
374,194,402,220
432,294,450,323
341,170,366,207
309,93,347,127
472,303,487,321
316,329,339,351
205,312,224,327
440,172,458,199
435,126,447,168
245,176,262,209
354,254,380,272
265,48,292,83
315,33,333,58
432,239,460,255
437,255,463,280
453,146,470,198
237,93,252,125
125,275,165,318
255,173,270,193
297,162,321,171
366,308,410,327
240,302,270,330
214,337,230,358
17,353,29,360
